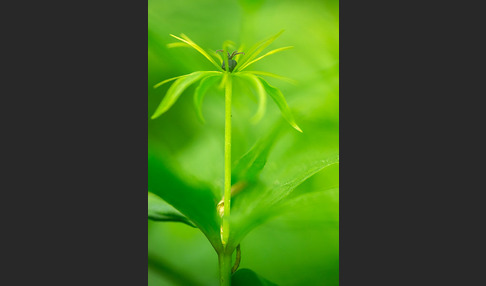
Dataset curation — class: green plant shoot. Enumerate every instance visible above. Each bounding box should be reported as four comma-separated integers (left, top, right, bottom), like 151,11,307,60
150,31,305,286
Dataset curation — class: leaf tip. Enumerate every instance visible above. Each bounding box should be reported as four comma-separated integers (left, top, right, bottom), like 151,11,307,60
294,124,303,133
151,110,163,120
196,115,206,124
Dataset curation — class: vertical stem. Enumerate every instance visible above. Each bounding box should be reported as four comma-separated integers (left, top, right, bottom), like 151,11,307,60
222,74,232,246
218,252,232,286
218,73,232,286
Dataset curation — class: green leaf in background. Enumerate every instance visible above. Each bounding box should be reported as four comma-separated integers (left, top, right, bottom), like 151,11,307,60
258,77,302,132
194,75,221,123
148,147,223,252
232,123,282,184
148,254,205,286
232,269,278,286
227,154,339,251
264,154,339,205
148,191,196,227
151,71,220,119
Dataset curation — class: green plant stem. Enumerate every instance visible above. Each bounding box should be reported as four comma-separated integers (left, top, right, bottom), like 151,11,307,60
219,73,232,286
218,252,232,286
222,73,232,246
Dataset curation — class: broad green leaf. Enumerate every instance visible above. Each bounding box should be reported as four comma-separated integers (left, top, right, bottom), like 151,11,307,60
148,192,196,227
258,77,303,132
148,147,223,252
151,71,219,119
238,46,293,71
266,155,339,205
193,75,221,123
170,34,222,70
232,269,278,286
235,73,267,123
227,154,339,251
232,122,282,184
235,30,284,72
148,254,205,286
275,187,339,226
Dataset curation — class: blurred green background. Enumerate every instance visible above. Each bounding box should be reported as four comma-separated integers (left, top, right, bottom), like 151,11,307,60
148,0,339,285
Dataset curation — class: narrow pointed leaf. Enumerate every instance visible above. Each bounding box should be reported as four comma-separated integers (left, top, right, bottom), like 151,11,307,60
258,77,303,132
166,42,190,48
237,30,284,69
194,75,220,123
153,74,187,89
243,71,297,85
222,40,237,50
148,192,196,227
236,73,267,123
236,30,284,72
210,50,223,64
151,71,218,119
170,34,222,70
238,46,293,71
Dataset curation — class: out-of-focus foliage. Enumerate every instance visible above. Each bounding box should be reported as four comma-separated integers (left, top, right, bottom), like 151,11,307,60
148,192,196,227
148,0,338,285
232,268,277,286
